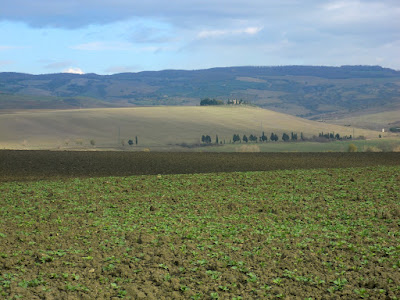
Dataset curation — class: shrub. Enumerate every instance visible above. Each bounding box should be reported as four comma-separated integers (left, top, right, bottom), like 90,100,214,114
348,144,357,152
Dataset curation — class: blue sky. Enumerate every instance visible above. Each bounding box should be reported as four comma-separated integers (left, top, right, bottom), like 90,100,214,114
1,0,399,74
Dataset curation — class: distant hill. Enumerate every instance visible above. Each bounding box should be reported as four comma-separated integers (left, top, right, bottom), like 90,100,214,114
1,66,400,120
0,106,383,150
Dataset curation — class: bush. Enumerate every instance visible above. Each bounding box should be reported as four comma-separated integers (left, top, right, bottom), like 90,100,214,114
348,144,358,152
200,98,224,106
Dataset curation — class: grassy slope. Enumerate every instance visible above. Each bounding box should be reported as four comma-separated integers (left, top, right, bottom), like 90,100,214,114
326,109,400,131
0,93,118,110
0,106,386,150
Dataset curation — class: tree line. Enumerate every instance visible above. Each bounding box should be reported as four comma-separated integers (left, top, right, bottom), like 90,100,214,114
200,131,358,144
201,132,304,144
200,98,249,106
316,132,352,141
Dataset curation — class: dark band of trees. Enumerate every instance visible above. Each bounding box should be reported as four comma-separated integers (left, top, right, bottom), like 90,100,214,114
200,131,356,144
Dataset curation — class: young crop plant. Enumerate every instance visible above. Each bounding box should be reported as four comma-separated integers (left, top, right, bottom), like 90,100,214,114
246,272,258,283
210,292,219,299
218,285,229,291
329,278,348,292
272,277,283,286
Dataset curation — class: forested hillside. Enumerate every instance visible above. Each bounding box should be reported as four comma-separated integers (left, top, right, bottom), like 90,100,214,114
1,65,399,119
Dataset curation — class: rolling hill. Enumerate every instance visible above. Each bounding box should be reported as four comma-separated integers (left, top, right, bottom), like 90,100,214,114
0,106,384,150
1,66,400,122
325,109,400,131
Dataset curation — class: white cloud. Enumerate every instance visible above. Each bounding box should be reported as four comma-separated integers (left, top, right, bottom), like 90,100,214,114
197,26,263,39
63,67,84,74
197,30,228,39
243,27,263,35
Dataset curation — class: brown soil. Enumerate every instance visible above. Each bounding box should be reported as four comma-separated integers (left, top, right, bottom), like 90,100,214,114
1,150,399,182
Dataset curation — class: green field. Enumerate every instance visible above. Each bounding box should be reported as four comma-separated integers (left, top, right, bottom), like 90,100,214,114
1,163,399,299
0,106,390,150
191,139,400,153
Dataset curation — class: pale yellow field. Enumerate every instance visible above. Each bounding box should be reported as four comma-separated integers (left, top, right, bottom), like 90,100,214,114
326,109,400,131
0,106,386,150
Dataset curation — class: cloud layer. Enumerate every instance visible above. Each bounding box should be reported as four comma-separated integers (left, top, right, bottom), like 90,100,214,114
1,0,399,73
2,0,399,31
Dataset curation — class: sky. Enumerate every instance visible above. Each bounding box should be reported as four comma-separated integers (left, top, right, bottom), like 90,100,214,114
0,0,399,74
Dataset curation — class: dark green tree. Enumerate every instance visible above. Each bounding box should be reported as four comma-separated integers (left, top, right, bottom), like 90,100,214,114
291,132,298,141
282,133,290,142
270,133,278,141
128,139,134,146
233,134,241,143
243,135,248,143
261,132,267,142
135,136,138,145
249,134,258,142
216,135,219,144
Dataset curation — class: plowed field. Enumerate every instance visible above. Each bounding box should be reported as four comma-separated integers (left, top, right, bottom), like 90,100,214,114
1,150,399,182
0,152,399,299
